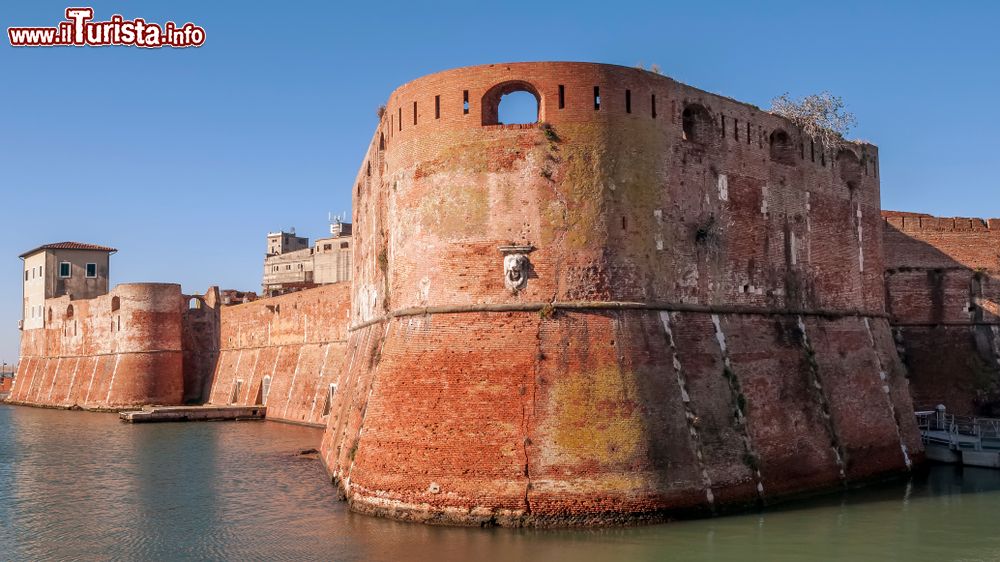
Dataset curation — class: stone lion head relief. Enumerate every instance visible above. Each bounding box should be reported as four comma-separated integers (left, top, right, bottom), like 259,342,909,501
498,245,535,294
504,254,529,292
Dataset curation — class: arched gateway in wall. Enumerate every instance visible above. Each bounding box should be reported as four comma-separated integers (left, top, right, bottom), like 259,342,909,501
320,62,922,527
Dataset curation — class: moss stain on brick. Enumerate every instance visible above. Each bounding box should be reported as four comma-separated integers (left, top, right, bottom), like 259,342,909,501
546,365,644,466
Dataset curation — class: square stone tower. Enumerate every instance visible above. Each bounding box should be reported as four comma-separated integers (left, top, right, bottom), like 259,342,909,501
19,242,116,330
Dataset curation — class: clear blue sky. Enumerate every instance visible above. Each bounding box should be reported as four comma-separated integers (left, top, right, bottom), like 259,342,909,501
2,0,998,363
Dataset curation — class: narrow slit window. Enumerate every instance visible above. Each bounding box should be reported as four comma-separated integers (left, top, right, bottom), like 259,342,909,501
594,86,601,110
413,101,417,125
651,94,657,118
734,119,739,140
435,95,440,119
230,379,243,405
558,85,565,109
323,383,337,416
746,122,751,144
463,90,469,114
721,115,726,135
625,89,631,113
398,107,402,130
810,140,815,162
261,376,271,405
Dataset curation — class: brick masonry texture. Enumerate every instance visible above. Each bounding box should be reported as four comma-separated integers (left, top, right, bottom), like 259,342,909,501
883,212,1000,415
318,62,920,527
206,283,351,426
10,283,186,409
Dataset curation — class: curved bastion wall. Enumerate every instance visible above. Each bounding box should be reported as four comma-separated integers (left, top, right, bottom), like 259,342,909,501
10,283,185,409
206,283,352,426
319,62,922,526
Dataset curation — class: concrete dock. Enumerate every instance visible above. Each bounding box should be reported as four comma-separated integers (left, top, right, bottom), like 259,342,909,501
119,405,266,423
918,407,1000,468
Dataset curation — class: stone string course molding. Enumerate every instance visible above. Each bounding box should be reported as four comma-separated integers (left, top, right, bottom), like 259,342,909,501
349,302,889,331
319,61,922,527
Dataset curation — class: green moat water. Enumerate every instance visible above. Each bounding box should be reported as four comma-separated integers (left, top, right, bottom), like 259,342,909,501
2,404,1000,561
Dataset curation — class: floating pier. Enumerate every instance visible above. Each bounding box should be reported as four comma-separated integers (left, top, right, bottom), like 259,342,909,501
119,405,266,423
917,406,1000,468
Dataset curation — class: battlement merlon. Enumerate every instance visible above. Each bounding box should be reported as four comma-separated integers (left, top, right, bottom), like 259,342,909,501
882,211,1000,232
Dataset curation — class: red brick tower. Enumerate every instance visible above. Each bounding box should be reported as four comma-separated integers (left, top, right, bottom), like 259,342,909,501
12,283,185,408
320,62,922,526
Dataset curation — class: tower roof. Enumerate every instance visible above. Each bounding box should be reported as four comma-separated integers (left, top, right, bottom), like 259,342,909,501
19,242,118,258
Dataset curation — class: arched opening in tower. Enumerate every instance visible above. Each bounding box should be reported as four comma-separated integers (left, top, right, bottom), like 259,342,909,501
497,91,538,124
481,81,542,126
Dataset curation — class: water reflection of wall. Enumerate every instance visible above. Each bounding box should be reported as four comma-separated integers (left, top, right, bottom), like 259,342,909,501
2,407,144,559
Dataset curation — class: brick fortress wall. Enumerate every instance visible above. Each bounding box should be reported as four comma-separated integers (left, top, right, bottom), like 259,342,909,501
9,283,187,409
883,212,1000,415
206,283,351,426
319,62,921,527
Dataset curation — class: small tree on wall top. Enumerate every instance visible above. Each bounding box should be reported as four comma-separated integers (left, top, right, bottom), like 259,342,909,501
769,91,857,151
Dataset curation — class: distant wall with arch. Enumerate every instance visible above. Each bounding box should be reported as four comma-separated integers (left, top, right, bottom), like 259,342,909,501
205,283,351,426
181,287,221,404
